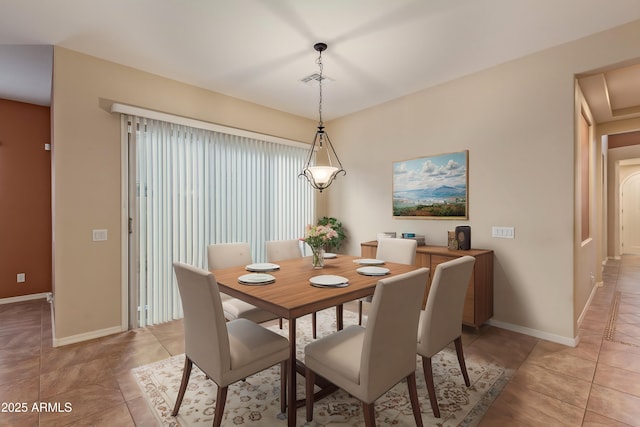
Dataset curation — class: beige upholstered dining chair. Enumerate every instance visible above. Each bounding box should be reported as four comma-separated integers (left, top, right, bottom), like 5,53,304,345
417,255,475,418
171,262,290,427
265,239,302,262
207,243,280,325
305,268,430,427
358,238,418,325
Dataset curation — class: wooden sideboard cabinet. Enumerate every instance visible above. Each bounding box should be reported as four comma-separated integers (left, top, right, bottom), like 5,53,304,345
361,241,493,328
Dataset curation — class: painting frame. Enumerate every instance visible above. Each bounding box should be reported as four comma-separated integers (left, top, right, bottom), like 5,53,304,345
392,150,469,219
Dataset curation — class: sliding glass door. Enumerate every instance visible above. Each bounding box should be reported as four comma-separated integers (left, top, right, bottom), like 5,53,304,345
126,115,314,327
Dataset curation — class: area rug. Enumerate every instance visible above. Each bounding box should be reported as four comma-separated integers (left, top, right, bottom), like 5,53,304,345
133,309,508,426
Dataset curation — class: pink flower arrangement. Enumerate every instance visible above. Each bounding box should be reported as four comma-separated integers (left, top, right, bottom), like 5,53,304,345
301,224,338,249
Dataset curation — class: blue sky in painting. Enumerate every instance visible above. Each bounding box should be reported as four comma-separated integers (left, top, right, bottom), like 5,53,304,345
393,151,467,193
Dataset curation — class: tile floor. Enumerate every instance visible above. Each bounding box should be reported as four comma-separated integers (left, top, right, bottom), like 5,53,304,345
0,255,638,426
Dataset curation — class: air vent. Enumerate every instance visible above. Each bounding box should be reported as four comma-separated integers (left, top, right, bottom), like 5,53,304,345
300,73,334,85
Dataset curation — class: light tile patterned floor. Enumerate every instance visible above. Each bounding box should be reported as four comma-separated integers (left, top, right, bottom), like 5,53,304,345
0,255,639,426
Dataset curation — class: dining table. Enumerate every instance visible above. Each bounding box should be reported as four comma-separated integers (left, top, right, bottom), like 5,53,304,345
212,253,418,427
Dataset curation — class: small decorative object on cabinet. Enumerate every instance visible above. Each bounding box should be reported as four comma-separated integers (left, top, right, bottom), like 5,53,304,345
455,225,471,250
361,240,493,328
447,231,458,250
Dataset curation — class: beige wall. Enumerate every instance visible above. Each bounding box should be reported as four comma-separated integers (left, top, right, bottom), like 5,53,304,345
620,163,640,183
574,84,597,332
51,47,314,343
325,20,640,342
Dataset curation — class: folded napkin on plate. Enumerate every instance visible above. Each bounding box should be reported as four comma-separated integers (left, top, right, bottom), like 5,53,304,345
245,263,280,272
356,266,390,276
238,273,276,285
309,275,349,288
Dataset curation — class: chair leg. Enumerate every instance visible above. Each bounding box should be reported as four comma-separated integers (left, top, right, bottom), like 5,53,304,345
305,367,316,421
312,312,317,339
171,356,193,416
406,372,424,427
422,355,440,418
213,385,228,427
454,337,471,387
362,401,376,427
358,300,363,325
280,360,287,414
279,318,283,329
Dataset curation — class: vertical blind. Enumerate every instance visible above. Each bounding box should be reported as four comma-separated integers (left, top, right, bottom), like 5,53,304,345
131,116,315,326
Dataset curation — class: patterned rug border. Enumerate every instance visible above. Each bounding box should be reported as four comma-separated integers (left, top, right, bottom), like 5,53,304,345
134,310,510,426
458,369,511,427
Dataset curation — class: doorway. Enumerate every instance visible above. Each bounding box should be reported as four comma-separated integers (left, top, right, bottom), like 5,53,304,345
621,170,640,255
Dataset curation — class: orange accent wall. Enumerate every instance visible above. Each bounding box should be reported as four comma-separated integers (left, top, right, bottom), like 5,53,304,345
608,131,640,149
0,99,52,298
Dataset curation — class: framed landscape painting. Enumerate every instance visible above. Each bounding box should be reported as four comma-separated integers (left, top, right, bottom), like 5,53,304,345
393,150,468,219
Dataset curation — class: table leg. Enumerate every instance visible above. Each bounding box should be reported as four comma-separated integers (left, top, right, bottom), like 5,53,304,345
336,304,344,330
287,317,296,427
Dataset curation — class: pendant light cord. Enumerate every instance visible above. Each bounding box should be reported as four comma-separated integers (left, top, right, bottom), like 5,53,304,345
317,50,323,127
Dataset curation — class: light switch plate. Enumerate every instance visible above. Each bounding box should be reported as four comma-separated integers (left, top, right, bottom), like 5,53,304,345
492,226,515,239
92,229,108,241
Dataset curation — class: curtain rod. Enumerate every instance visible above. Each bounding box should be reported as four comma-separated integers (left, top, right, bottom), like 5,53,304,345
110,102,310,150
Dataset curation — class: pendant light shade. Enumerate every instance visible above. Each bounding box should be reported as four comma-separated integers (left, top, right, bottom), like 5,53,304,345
299,43,345,192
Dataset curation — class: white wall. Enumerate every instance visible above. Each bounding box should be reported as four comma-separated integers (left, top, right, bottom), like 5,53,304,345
326,20,640,343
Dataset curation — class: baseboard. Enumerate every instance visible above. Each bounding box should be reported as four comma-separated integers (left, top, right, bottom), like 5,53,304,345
487,318,578,347
0,292,50,305
53,325,124,347
577,282,601,328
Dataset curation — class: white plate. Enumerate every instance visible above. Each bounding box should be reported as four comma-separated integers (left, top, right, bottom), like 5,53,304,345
353,258,385,265
238,273,276,285
356,266,390,276
323,252,337,259
245,263,280,272
309,275,349,287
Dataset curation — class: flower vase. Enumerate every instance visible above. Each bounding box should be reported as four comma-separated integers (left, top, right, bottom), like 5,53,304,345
311,247,325,268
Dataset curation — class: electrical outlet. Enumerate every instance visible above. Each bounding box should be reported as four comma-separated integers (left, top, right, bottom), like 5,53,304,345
17,273,26,283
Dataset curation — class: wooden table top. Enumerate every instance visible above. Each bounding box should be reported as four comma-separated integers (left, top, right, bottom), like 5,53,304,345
212,255,418,319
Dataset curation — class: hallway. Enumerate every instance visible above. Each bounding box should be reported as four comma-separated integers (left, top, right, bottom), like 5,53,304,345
478,255,640,425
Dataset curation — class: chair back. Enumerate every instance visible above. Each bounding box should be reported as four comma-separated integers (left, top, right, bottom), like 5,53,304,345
265,239,302,262
207,242,252,270
418,256,475,357
360,268,429,400
376,238,417,265
173,262,230,382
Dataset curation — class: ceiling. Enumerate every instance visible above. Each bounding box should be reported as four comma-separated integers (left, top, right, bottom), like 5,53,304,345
2,0,640,121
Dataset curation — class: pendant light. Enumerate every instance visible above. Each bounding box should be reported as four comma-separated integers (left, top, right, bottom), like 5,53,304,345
299,42,346,192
